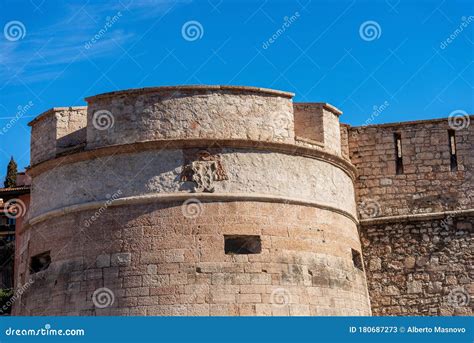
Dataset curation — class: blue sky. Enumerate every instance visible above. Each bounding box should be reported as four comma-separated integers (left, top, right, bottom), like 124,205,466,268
0,0,473,178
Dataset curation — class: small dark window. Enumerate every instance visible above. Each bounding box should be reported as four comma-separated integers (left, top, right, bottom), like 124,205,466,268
30,251,51,273
448,130,458,171
351,249,363,271
394,133,403,174
224,235,261,254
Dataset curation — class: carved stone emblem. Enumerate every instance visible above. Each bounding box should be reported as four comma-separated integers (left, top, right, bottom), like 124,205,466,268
180,150,228,193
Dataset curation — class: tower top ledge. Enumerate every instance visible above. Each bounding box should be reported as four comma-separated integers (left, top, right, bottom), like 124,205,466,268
84,85,295,102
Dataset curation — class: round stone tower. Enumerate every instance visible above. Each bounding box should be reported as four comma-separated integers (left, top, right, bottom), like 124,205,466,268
15,86,371,316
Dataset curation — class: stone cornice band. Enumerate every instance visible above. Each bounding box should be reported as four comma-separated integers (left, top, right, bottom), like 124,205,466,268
84,85,296,102
359,208,474,225
23,192,359,232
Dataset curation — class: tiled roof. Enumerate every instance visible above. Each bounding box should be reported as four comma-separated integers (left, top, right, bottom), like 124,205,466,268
0,186,30,195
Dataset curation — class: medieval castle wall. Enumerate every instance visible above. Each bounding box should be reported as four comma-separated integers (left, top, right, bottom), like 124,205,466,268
347,120,473,316
14,85,473,316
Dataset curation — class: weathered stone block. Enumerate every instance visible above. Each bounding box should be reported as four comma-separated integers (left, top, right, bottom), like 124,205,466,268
111,253,132,267
96,254,111,268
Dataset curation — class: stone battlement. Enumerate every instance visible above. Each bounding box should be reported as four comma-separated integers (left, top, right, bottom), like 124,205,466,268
28,86,345,166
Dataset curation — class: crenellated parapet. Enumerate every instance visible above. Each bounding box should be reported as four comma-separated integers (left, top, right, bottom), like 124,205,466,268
28,86,346,167
28,107,87,165
293,102,342,156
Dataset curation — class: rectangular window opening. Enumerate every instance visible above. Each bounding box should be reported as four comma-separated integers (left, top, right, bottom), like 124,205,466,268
224,235,261,255
448,130,458,172
394,133,404,175
351,248,363,271
30,251,51,274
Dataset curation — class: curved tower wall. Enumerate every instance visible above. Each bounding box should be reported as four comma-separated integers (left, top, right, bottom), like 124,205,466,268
15,86,371,316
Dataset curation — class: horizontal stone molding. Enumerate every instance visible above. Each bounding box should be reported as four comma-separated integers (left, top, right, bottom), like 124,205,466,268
349,114,474,130
27,138,357,180
24,192,359,231
359,208,474,225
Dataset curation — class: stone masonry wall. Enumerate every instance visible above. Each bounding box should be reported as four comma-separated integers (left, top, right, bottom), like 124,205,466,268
340,124,350,160
293,103,342,156
349,117,473,316
29,148,356,220
86,88,294,149
360,216,473,316
293,103,324,143
15,201,370,316
30,113,56,165
56,107,87,154
29,107,87,165
348,119,474,217
322,106,342,156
